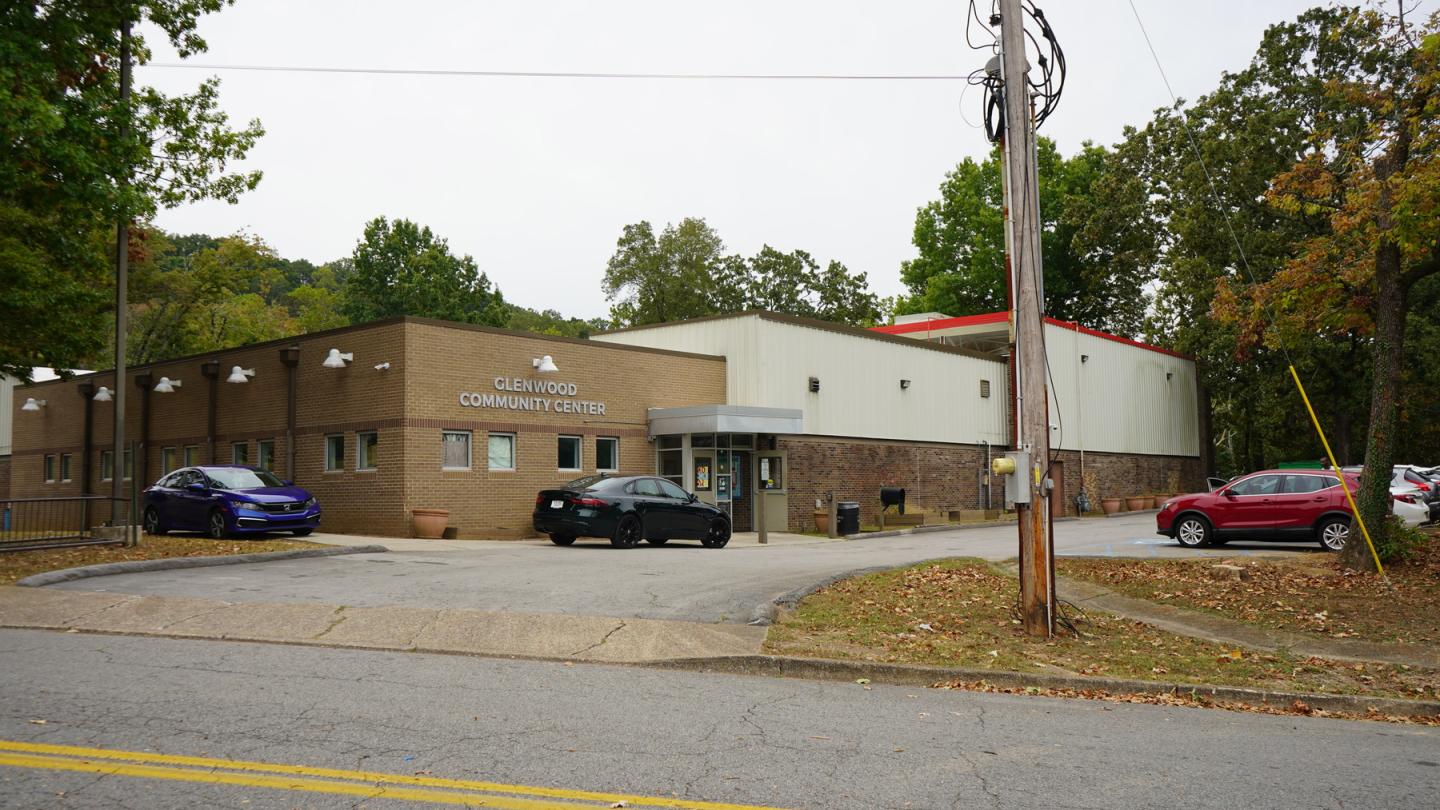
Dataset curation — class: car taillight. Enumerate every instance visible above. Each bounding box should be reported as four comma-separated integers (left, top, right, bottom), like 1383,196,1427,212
1394,493,1418,504
571,496,608,508
535,494,546,506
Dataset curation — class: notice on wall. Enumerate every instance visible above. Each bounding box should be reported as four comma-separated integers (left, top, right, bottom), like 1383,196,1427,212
458,377,606,415
694,462,711,491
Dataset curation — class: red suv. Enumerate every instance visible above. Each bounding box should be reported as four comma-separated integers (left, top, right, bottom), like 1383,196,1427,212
1157,470,1357,551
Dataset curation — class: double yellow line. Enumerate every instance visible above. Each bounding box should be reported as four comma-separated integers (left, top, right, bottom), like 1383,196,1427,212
0,739,788,809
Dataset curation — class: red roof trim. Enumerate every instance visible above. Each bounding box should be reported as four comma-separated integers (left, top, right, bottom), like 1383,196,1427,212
870,311,1008,335
871,311,1191,360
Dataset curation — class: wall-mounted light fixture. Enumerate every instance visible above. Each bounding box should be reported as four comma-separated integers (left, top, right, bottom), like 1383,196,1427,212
1080,354,1090,363
532,355,558,373
900,379,911,390
374,362,391,371
1166,372,1173,381
153,376,181,393
21,397,46,412
226,366,255,384
92,385,113,402
322,348,354,369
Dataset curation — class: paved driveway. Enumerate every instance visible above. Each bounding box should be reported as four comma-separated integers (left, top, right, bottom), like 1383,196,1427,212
52,514,1327,624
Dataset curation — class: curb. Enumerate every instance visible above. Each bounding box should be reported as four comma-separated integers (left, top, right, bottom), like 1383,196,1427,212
842,515,1079,541
748,565,901,625
645,655,1440,719
15,545,390,587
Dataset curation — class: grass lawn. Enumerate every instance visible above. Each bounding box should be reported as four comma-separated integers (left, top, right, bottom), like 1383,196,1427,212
1056,532,1440,647
763,558,1439,703
0,534,322,585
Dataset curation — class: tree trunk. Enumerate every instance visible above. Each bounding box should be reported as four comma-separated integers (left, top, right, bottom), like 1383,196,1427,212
1344,242,1404,571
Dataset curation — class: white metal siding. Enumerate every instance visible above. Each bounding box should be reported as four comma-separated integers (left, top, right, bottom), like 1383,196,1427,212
0,374,16,457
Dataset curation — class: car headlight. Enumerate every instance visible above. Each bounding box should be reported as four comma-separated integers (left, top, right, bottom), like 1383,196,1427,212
305,497,317,508
229,500,254,511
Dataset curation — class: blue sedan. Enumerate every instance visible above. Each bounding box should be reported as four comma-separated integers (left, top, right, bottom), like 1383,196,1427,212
143,465,321,539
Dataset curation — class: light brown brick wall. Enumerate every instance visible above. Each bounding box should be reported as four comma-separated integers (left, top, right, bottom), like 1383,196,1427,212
399,321,727,538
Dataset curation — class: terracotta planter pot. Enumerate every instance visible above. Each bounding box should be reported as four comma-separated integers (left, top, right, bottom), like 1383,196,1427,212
412,508,450,539
1125,497,1147,511
814,511,830,534
1141,496,1156,509
1100,497,1122,515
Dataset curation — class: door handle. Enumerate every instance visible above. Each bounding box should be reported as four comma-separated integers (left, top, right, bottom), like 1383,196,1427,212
1311,496,1325,502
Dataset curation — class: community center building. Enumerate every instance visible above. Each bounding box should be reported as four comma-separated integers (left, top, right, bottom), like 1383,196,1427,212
8,310,1206,538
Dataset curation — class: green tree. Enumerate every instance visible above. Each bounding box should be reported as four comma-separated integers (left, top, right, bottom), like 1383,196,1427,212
898,138,1143,334
341,218,508,326
0,0,263,378
504,306,609,338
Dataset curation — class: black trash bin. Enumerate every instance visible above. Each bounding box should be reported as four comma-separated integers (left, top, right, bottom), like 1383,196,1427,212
836,501,861,535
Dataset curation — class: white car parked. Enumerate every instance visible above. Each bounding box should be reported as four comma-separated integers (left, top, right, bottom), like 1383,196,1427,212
1391,486,1430,528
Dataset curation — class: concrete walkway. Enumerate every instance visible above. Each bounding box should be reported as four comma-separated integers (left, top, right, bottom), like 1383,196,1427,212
0,586,765,663
302,529,836,553
1058,575,1440,669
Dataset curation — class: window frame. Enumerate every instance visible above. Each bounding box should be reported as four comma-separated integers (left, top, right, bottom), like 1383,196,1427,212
100,449,114,482
595,437,619,472
557,434,582,472
231,441,249,466
257,439,275,471
324,434,345,472
122,448,133,481
183,445,199,467
60,453,73,483
356,431,379,471
487,432,516,472
441,430,472,471
161,446,178,475
43,454,56,484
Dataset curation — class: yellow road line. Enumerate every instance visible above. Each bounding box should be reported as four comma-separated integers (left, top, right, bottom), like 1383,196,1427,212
0,739,789,810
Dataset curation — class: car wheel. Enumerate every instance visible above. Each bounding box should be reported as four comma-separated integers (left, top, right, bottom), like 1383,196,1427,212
611,515,642,549
549,533,576,546
292,528,313,537
646,538,669,546
206,509,229,540
1174,515,1211,548
143,508,166,536
701,518,731,549
1317,517,1350,552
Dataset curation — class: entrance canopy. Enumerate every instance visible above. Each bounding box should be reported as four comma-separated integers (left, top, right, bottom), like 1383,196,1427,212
647,405,802,438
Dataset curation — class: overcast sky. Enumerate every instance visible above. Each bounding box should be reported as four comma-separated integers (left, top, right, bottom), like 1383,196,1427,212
138,0,1318,320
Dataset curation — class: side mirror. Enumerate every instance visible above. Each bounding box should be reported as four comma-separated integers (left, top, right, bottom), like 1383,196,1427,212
1221,489,1237,499
688,493,698,503
186,482,208,494
283,480,294,487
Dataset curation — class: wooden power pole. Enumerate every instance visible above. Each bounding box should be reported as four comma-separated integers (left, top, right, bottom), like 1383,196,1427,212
112,19,132,527
997,0,1055,637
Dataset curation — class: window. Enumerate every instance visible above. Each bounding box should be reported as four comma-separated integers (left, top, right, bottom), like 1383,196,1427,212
324,434,344,472
656,435,682,450
658,449,683,486
442,431,472,470
257,440,275,471
487,433,515,471
1229,475,1282,497
759,455,784,490
357,431,378,470
43,455,55,483
656,479,690,500
631,478,662,497
183,445,199,466
60,453,73,482
161,447,177,475
1284,474,1333,494
123,448,133,480
101,449,114,481
231,442,249,465
557,435,581,471
596,437,619,472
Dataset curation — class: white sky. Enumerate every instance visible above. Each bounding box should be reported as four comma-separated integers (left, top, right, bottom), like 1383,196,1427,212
139,0,1318,320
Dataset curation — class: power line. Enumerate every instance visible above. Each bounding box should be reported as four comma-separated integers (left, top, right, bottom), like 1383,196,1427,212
145,62,971,81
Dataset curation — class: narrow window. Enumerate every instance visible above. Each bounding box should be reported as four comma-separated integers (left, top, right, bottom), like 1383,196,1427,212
44,454,56,483
122,448,133,480
487,433,515,471
183,445,199,467
257,440,275,471
596,437,619,472
442,431,472,470
557,435,581,471
100,449,114,481
60,453,73,482
161,447,177,475
357,431,378,471
232,442,249,465
324,434,345,472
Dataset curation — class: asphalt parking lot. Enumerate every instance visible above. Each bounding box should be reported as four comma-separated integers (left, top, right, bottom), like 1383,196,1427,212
51,514,1327,624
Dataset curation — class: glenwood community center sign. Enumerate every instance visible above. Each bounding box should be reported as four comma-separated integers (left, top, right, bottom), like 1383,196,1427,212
458,377,608,415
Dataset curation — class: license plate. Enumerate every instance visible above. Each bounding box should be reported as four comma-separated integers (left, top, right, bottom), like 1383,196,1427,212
550,500,564,509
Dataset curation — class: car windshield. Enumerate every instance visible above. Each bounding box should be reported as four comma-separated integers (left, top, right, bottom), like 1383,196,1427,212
565,474,611,490
205,468,286,490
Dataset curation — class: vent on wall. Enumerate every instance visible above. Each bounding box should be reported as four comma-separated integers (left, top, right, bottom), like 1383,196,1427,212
980,379,991,398
808,376,820,393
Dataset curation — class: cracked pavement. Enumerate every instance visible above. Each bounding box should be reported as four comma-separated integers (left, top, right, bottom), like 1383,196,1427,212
1,630,1434,809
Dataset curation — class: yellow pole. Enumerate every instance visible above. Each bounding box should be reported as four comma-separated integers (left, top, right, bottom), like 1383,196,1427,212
1287,365,1385,576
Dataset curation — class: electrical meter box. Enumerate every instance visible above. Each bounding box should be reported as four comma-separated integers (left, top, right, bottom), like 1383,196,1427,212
1004,450,1030,504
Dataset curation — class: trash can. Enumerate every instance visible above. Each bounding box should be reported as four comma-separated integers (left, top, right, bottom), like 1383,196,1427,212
836,501,861,535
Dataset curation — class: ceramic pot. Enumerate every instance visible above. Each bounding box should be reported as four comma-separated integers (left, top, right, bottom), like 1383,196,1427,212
412,508,450,539
1125,497,1147,511
1100,497,1122,515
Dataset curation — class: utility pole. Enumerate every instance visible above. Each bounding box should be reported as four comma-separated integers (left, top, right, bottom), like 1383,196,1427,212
112,19,132,526
996,0,1055,637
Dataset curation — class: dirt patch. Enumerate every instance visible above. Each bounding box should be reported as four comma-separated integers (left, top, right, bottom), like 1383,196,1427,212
0,534,322,584
1056,534,1440,646
763,558,1439,704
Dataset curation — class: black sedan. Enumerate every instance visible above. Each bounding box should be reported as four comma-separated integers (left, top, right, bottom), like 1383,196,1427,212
533,475,731,548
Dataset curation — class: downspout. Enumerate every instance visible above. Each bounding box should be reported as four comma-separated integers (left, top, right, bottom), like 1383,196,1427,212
201,360,220,463
134,373,151,487
77,382,94,528
280,346,300,480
